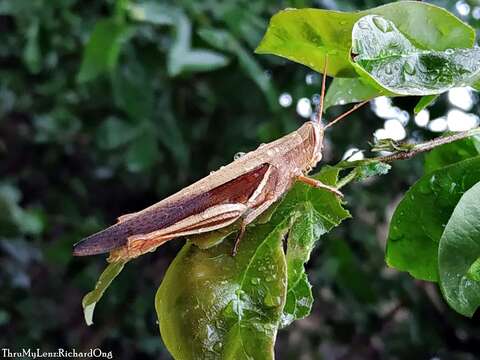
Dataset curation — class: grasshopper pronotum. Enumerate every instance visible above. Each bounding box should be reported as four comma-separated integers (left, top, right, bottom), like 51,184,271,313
73,60,367,261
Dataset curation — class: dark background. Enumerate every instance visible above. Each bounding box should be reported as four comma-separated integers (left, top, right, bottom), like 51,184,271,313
1,0,480,359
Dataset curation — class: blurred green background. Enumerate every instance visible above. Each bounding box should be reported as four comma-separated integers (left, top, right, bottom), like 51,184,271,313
1,0,480,359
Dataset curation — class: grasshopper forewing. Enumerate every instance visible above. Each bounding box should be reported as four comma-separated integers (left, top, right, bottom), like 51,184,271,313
73,60,368,262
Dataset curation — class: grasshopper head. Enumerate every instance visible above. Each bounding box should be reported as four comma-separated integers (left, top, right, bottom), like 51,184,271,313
296,120,325,170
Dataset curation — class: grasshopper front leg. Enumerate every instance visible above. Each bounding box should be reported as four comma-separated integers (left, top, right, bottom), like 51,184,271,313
297,175,343,197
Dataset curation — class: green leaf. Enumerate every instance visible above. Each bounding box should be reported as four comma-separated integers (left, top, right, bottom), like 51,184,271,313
256,2,474,77
126,130,159,172
95,117,139,150
414,95,438,115
156,167,349,359
77,19,132,83
23,20,41,74
356,161,391,181
112,59,154,120
351,15,480,96
128,3,229,77
128,2,177,25
386,157,480,281
168,49,230,77
156,219,292,360
324,77,381,110
82,260,127,326
279,166,350,327
199,28,278,110
439,181,480,317
424,136,480,173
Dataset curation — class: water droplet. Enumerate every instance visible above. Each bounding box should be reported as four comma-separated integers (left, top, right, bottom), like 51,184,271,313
403,61,416,75
445,48,454,55
385,64,393,75
358,20,369,29
372,16,392,33
234,152,246,160
340,20,347,25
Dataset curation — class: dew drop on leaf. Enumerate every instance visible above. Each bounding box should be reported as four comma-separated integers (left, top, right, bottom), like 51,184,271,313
404,61,416,75
372,15,392,33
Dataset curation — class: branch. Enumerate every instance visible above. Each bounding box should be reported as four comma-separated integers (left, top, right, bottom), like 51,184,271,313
375,127,480,163
336,127,480,186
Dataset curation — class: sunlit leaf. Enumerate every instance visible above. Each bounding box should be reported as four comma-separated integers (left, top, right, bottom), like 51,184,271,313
386,157,480,281
351,15,480,96
439,181,480,316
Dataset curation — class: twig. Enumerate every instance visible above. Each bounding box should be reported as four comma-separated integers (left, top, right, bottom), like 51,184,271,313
335,127,480,187
375,127,480,163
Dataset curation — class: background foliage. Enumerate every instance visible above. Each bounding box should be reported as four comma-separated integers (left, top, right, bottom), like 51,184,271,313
1,0,480,359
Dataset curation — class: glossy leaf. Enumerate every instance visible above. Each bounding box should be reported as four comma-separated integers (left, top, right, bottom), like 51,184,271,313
82,260,127,326
439,181,480,316
352,15,480,96
256,2,474,77
324,77,381,110
279,166,350,326
386,157,480,281
77,19,132,83
156,167,349,358
424,136,480,174
156,219,292,360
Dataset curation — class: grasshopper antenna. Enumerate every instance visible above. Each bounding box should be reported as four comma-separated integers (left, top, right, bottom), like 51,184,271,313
324,100,369,130
314,56,328,124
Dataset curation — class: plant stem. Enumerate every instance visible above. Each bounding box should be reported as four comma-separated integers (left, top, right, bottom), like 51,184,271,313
335,127,480,187
375,127,480,163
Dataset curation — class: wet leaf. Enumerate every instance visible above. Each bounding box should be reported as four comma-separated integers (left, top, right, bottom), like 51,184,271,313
256,2,473,77
77,19,132,83
352,15,480,96
356,161,391,181
439,181,480,317
277,166,350,326
424,136,480,174
156,167,349,359
386,157,480,281
324,77,381,110
156,219,292,360
82,260,127,326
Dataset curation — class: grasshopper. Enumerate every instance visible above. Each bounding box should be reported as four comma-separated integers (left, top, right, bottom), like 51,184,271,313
73,61,367,262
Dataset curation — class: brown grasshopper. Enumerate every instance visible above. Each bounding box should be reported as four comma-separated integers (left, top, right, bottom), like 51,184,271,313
73,62,367,262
